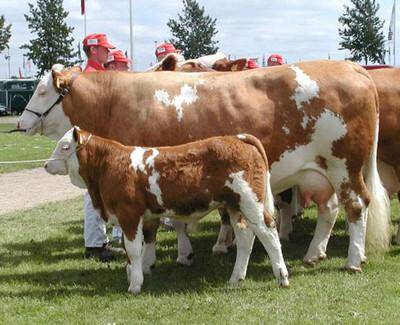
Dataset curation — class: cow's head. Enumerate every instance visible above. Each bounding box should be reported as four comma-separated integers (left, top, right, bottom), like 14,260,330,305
17,64,81,140
212,58,247,71
44,126,87,188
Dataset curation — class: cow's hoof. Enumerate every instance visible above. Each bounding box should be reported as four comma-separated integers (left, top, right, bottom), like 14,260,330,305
128,284,141,295
303,259,317,267
142,264,154,275
212,243,229,255
279,235,291,242
345,265,362,273
176,253,194,266
229,276,245,286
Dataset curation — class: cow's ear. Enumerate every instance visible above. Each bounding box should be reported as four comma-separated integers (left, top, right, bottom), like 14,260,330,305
229,59,247,71
70,66,82,73
161,54,178,71
52,70,70,91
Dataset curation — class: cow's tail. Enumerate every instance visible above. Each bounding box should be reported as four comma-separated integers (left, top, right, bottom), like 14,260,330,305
237,134,275,216
365,118,391,254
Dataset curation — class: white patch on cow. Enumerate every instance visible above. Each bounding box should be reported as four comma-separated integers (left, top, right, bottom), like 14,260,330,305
142,241,156,274
154,84,199,121
290,65,320,110
225,171,264,224
301,115,311,129
282,126,290,135
188,52,227,68
270,109,348,194
130,147,147,174
237,134,246,140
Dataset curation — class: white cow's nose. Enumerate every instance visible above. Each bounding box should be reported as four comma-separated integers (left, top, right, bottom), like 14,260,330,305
44,162,49,170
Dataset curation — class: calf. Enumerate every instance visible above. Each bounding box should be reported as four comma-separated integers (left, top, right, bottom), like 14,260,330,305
45,127,289,294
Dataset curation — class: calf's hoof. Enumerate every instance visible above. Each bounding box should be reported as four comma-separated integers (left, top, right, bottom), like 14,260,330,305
344,265,362,273
278,276,290,288
279,234,291,242
128,284,142,295
212,243,229,255
176,253,194,266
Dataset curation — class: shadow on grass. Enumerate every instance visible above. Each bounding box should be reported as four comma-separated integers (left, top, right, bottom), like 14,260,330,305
0,215,352,298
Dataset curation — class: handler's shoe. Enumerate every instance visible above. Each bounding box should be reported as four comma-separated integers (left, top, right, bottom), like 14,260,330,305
84,243,117,262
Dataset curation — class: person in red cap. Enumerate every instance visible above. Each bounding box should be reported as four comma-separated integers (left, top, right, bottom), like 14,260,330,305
81,33,121,262
267,54,284,66
155,42,183,62
247,58,259,69
104,50,131,71
83,33,115,72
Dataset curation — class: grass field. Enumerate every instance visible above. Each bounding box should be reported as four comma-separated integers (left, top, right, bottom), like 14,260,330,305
1,197,400,324
0,123,55,173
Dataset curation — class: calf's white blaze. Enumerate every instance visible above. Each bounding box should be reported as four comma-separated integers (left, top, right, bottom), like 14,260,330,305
130,147,147,173
225,170,264,224
154,84,199,122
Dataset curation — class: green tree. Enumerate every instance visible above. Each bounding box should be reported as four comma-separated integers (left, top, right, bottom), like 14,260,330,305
0,15,11,53
338,0,386,65
21,0,77,77
167,0,219,59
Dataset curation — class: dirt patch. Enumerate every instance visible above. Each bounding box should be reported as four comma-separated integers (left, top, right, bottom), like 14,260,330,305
0,167,84,215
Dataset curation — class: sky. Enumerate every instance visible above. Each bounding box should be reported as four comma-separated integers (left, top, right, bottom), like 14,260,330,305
0,0,397,78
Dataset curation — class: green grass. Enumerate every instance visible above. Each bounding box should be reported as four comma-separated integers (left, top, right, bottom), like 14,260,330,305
1,197,400,324
0,124,55,173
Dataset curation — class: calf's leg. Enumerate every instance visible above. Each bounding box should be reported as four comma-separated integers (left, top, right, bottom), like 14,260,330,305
124,218,144,294
228,209,255,285
142,220,159,274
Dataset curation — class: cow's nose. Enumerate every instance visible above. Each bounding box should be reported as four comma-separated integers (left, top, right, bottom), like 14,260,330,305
44,162,48,169
16,121,20,129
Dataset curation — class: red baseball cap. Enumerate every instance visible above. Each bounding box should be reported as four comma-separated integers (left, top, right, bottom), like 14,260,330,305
267,54,284,66
155,43,177,58
107,50,130,64
83,33,115,49
247,59,259,69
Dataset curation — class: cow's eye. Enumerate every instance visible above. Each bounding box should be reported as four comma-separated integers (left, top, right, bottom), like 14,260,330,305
61,144,70,151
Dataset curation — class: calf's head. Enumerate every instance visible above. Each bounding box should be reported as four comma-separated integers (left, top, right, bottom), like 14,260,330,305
17,65,81,140
44,126,88,189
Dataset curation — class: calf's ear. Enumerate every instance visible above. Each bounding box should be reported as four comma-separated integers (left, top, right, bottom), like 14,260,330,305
73,126,80,143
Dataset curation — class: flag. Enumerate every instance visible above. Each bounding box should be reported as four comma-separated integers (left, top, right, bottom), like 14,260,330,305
18,68,23,79
81,0,85,15
389,1,396,41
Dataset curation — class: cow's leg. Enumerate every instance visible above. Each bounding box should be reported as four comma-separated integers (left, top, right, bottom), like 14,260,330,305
142,219,159,275
212,208,234,254
303,194,339,266
228,209,255,285
277,200,293,241
173,220,194,266
124,218,144,294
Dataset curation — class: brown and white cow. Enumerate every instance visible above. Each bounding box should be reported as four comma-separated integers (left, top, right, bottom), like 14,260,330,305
150,52,247,72
45,127,289,293
17,60,390,272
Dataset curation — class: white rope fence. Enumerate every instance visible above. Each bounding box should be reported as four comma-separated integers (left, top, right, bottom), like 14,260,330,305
0,158,56,164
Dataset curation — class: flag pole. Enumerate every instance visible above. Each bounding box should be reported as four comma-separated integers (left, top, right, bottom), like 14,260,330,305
129,0,134,71
395,0,396,66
